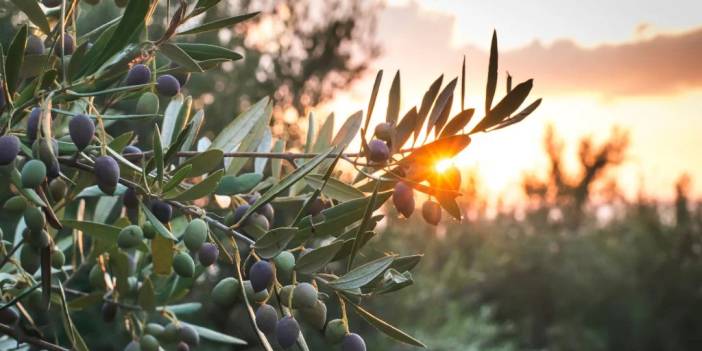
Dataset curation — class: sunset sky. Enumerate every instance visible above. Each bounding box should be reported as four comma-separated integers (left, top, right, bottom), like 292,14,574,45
323,0,702,203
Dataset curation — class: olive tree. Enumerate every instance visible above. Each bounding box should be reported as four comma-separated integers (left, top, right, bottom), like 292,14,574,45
0,1,540,350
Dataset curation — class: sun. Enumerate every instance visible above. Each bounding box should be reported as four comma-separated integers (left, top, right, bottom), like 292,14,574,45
434,158,454,174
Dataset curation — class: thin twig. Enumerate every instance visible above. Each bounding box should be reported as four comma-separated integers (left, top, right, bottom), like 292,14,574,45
0,323,70,351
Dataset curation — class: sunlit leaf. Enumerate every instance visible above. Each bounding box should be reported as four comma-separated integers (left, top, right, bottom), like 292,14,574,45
471,79,533,134
178,12,259,35
386,70,401,125
439,108,475,138
485,30,498,113
304,174,364,202
176,43,242,61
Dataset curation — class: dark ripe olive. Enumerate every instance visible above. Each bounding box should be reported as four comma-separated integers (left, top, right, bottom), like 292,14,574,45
139,334,160,351
249,260,273,292
183,218,208,252
101,301,118,323
21,159,46,188
243,192,260,205
172,251,195,278
20,245,40,274
49,178,67,201
55,34,75,56
176,341,190,351
117,225,143,249
324,319,346,344
212,277,240,306
50,248,65,269
342,333,366,351
307,198,324,217
178,324,199,347
142,222,156,239
26,35,45,55
151,200,172,223
392,181,415,218
169,63,191,87
275,316,300,349
300,300,327,330
374,122,393,143
126,64,151,86
94,156,120,195
156,75,180,97
42,0,62,8
292,282,318,309
122,145,143,164
26,108,42,143
255,304,278,334
123,187,139,209
0,135,20,165
258,203,275,223
68,114,95,151
233,204,250,226
367,139,390,163
24,206,46,232
422,200,442,225
197,242,219,266
136,92,159,115
0,306,20,325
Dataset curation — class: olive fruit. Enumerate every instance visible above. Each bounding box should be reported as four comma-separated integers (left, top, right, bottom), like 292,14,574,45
140,334,160,351
151,200,172,223
136,92,159,115
367,139,390,163
142,222,156,240
26,35,44,55
255,304,278,334
21,160,46,188
89,265,106,289
374,122,393,142
273,251,295,276
122,145,143,164
26,108,42,143
422,200,442,225
173,252,195,277
0,135,20,165
114,0,128,7
156,75,180,97
49,178,67,201
279,285,294,306
101,301,118,323
176,341,190,351
126,64,151,86
258,203,275,223
249,260,273,292
342,333,366,351
197,242,219,266
292,282,318,309
20,245,40,274
307,198,324,217
3,196,27,212
299,300,327,330
55,33,75,56
324,319,346,344
232,204,250,226
50,248,65,269
144,323,164,338
24,206,46,232
68,114,95,151
94,156,120,195
34,138,60,179
178,324,199,347
275,316,301,349
392,181,415,218
183,218,207,251
244,280,269,303
212,277,240,306
0,306,19,325
124,340,140,351
169,63,191,87
24,229,50,249
249,213,270,231
123,188,139,209
117,225,143,249
160,322,179,343
42,0,61,8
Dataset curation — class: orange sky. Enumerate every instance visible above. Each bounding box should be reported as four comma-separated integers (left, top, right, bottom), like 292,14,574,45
319,1,702,203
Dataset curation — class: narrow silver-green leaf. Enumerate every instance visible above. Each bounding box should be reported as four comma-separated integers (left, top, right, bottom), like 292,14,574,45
304,175,363,202
331,255,395,291
178,12,259,35
167,169,224,201
295,240,344,274
342,295,427,348
160,42,203,72
9,0,51,35
253,227,298,259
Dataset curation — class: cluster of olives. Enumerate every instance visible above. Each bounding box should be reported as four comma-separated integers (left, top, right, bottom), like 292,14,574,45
365,122,392,163
392,180,446,226
125,63,186,98
224,193,275,231
124,322,199,351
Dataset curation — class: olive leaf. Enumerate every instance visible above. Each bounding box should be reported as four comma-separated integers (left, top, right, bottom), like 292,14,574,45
166,169,224,201
330,255,395,291
295,240,345,274
386,70,401,125
9,0,51,35
304,174,364,202
252,227,298,259
178,12,260,35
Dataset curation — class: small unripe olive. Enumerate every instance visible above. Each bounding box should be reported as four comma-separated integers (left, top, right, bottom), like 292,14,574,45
142,222,156,239
422,200,442,226
292,282,318,309
299,300,327,330
0,135,20,165
49,178,67,201
392,181,415,218
249,260,273,292
126,64,151,86
178,324,199,347
255,304,278,334
24,206,46,233
21,159,46,188
183,218,208,252
275,316,300,349
34,138,60,179
0,306,20,325
212,277,240,306
197,242,219,266
367,139,390,163
144,323,164,338
3,196,27,212
374,122,393,142
94,156,120,195
279,285,294,307
26,35,44,55
20,245,40,274
273,251,295,275
325,319,346,344
172,252,195,278
124,340,140,351
156,75,180,97
151,200,172,223
50,248,65,269
24,229,50,249
160,322,179,343
249,213,269,231
140,334,160,351
342,333,366,351
244,280,269,303
101,301,118,323
68,114,95,151
136,92,159,115
55,34,75,56
117,225,143,249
